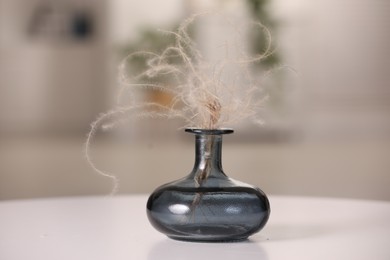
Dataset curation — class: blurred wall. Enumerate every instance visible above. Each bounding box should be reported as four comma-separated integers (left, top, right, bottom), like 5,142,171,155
0,0,389,201
274,0,390,141
0,0,109,134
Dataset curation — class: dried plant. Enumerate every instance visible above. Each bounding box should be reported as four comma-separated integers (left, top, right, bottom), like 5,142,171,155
85,13,280,193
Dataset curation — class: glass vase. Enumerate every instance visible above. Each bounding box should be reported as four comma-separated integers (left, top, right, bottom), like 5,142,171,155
146,128,270,242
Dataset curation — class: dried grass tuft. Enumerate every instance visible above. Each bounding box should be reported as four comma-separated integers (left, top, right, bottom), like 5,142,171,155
85,13,280,193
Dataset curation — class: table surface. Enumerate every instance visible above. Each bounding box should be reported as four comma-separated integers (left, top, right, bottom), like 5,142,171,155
1,195,389,260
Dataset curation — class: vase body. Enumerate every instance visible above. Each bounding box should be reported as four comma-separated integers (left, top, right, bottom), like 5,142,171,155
146,128,270,242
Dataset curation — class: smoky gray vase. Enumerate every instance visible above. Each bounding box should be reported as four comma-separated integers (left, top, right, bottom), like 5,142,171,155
146,128,270,242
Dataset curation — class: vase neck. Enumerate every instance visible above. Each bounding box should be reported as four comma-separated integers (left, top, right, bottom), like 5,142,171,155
190,133,226,184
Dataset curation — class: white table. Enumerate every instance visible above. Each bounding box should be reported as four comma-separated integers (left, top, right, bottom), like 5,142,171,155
1,195,389,260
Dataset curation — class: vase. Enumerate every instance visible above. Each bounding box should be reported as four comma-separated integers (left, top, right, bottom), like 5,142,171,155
146,128,270,242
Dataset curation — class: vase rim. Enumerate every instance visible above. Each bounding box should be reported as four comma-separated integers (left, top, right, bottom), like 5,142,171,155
185,128,234,135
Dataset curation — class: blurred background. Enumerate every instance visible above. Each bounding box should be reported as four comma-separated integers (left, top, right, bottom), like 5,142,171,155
0,0,389,201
